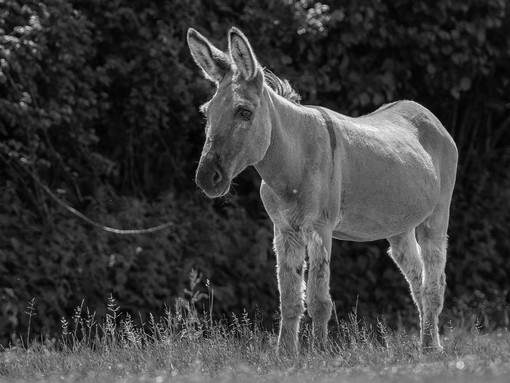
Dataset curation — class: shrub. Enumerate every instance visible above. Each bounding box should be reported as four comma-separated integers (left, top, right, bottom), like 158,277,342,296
0,0,509,336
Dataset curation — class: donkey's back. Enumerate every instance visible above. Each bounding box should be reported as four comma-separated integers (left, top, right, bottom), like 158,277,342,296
359,100,457,154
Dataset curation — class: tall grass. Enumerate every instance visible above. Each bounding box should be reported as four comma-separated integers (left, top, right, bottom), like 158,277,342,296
1,276,509,382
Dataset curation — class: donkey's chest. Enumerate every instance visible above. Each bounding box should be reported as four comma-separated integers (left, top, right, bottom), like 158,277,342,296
259,181,325,233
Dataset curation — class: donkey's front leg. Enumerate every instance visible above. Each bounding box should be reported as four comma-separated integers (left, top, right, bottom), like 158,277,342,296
306,230,333,349
274,226,306,356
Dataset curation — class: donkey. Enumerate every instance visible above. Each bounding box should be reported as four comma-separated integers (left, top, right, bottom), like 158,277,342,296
187,27,458,355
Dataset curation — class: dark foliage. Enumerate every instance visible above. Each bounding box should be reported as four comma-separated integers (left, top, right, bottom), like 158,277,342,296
0,0,509,336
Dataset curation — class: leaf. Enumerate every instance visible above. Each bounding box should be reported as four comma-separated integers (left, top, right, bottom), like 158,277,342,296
10,237,20,252
450,86,460,99
281,55,292,65
358,92,370,106
459,76,471,91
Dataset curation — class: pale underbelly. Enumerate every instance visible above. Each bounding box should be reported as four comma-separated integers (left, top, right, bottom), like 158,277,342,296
332,228,403,242
332,230,374,242
332,203,433,242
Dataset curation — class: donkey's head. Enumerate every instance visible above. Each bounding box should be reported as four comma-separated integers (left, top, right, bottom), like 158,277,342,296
187,27,271,197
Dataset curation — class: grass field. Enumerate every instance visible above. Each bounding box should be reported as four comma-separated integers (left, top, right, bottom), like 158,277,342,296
1,297,509,383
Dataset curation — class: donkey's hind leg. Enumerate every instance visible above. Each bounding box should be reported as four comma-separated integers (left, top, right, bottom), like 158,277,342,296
416,202,450,351
387,229,424,327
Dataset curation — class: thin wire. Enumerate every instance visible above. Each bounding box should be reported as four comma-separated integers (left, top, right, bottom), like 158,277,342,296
0,151,173,235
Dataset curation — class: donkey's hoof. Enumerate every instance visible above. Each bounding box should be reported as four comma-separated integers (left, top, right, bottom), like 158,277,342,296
277,340,298,358
421,343,444,354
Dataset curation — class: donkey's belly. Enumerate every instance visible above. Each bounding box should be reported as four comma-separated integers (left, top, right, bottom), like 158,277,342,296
333,181,439,241
332,215,423,242
333,164,440,241
333,200,433,242
332,230,373,242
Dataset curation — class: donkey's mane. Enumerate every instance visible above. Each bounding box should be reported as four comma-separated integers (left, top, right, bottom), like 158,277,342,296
263,69,301,104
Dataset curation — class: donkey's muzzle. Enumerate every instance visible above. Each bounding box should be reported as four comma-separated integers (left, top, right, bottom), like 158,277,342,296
196,157,230,198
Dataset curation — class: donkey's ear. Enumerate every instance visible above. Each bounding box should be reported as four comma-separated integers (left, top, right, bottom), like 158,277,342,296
187,28,230,83
228,27,260,81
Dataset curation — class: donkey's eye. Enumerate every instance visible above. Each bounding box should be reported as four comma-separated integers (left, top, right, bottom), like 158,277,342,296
238,109,252,121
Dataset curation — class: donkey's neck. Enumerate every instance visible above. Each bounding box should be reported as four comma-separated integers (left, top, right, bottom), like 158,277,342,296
254,87,316,199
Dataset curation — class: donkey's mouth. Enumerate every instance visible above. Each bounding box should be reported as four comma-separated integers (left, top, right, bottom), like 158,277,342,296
196,160,232,198
200,179,231,198
217,180,231,197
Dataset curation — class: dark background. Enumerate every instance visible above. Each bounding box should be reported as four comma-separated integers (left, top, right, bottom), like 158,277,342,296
1,0,509,337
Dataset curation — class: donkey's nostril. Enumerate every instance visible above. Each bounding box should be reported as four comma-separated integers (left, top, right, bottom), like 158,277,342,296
212,169,222,184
